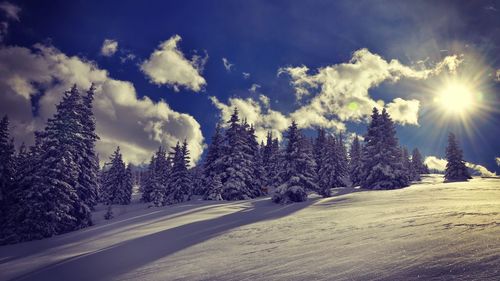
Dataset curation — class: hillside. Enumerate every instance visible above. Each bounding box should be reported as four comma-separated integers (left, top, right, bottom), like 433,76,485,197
0,175,499,281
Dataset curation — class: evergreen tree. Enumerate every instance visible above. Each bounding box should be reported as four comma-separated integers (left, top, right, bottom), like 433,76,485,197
261,131,280,190
314,128,327,174
272,121,317,203
203,123,226,198
444,133,471,182
165,141,192,204
401,147,413,181
361,108,409,189
317,135,336,197
0,115,15,216
411,148,425,180
141,147,170,203
75,85,100,209
220,108,261,200
349,135,363,187
25,87,92,238
190,165,205,196
204,174,223,201
101,147,131,205
124,164,134,203
334,133,349,187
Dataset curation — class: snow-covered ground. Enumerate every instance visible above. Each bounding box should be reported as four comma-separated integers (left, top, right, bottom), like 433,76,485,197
1,175,499,281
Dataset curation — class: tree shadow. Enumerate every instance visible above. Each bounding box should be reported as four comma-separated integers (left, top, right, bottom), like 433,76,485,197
0,200,245,266
11,198,317,281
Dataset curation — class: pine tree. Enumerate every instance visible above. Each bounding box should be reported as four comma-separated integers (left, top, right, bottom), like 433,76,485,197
334,133,349,187
204,174,223,201
141,147,170,203
101,147,130,205
26,87,92,238
314,128,327,174
361,108,409,189
272,121,317,203
401,147,413,181
349,135,363,187
444,133,471,182
203,123,225,199
124,164,134,203
261,131,280,190
317,135,336,197
220,108,261,200
165,141,192,204
0,115,15,215
75,85,100,210
410,148,425,180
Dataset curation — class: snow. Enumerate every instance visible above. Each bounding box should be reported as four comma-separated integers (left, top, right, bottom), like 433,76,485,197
1,175,499,281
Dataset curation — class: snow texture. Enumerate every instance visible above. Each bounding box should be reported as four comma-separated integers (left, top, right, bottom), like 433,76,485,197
0,175,498,281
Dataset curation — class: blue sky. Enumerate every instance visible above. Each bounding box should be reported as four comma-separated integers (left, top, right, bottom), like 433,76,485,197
1,0,499,173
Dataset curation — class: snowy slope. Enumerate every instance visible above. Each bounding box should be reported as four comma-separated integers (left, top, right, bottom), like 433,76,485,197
0,175,499,281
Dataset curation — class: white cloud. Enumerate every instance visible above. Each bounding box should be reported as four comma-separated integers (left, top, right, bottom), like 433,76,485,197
120,53,136,63
0,44,205,166
0,2,21,21
100,39,118,57
465,162,497,177
278,49,463,127
424,156,448,171
222,57,234,72
259,94,270,109
249,83,260,94
424,156,497,177
385,98,420,125
140,35,207,92
496,157,500,166
495,69,500,82
242,72,250,79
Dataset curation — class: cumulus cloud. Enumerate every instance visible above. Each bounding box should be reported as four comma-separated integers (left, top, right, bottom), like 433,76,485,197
100,39,118,57
495,69,500,82
140,34,207,92
495,157,500,166
242,72,250,79
0,2,21,21
0,44,205,165
385,98,420,125
222,57,234,72
278,48,463,127
424,156,496,177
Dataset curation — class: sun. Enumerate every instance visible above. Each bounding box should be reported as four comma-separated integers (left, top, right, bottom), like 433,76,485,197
434,81,477,115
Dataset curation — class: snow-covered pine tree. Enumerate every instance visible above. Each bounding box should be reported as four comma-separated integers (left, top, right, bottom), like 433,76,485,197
27,87,92,238
361,108,409,189
165,140,192,204
444,133,471,182
123,164,134,203
411,148,425,179
220,108,261,200
75,85,100,210
141,147,170,203
261,131,281,190
317,135,336,197
190,165,205,196
334,133,349,187
272,121,317,203
101,147,131,205
204,174,223,201
401,147,413,181
203,123,226,199
349,135,363,187
314,128,327,174
244,124,264,196
0,115,15,215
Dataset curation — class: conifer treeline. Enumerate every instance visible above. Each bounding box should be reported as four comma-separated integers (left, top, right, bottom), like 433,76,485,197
0,86,470,245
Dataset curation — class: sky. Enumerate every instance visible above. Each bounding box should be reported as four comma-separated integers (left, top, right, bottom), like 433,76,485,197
0,0,499,173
